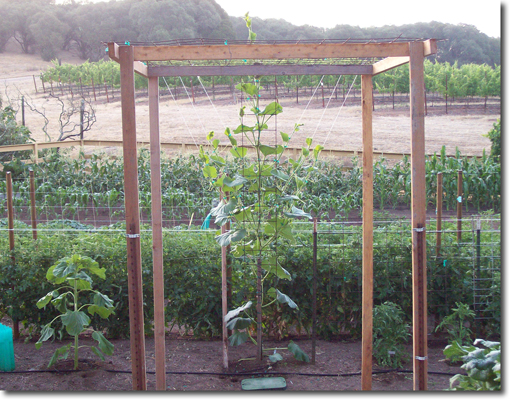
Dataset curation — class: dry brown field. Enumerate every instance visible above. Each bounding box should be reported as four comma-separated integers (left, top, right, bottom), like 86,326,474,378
1,41,499,159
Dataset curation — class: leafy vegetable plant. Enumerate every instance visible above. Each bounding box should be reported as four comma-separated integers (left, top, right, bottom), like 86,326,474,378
435,302,475,347
35,254,115,369
443,339,501,391
372,301,411,368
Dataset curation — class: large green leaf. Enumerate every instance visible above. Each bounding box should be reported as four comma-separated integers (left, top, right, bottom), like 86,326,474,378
92,331,114,356
48,344,71,368
35,324,55,349
226,317,252,331
233,124,255,134
258,145,284,157
288,341,310,362
271,169,289,181
262,258,291,281
284,206,312,220
88,305,113,319
268,352,283,363
260,101,283,116
36,290,58,309
230,147,248,158
224,301,252,323
202,165,217,179
61,310,90,336
215,228,247,246
268,288,297,308
223,175,248,188
211,197,237,217
235,82,259,96
228,330,249,346
50,259,77,280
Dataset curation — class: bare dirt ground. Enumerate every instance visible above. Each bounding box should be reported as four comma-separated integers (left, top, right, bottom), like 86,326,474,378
0,317,461,392
0,40,499,160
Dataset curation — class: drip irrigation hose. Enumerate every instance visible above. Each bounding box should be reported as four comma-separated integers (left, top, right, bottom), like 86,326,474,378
1,368,457,377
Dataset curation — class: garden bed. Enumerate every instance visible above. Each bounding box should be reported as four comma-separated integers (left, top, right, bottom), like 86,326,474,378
1,323,461,392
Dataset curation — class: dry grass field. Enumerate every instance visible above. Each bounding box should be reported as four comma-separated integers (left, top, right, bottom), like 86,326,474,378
1,40,499,159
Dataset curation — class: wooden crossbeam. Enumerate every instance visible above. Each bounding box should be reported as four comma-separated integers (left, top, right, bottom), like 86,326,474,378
133,42,413,62
148,64,372,77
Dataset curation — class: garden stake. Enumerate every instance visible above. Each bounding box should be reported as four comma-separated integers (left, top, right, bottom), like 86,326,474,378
312,218,318,364
6,172,19,339
29,170,37,240
256,257,263,361
457,170,463,241
436,172,442,257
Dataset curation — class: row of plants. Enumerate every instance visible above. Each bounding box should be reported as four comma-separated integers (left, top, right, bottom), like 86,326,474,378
39,59,501,101
0,140,501,223
0,215,500,343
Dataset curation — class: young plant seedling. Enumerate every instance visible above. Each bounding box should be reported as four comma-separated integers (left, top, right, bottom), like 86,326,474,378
36,254,115,369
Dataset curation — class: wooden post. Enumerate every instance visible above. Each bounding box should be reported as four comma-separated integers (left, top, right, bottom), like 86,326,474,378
21,96,25,126
91,78,97,101
33,75,38,93
221,193,229,369
119,45,147,391
190,78,195,104
29,170,37,240
361,74,374,391
80,99,85,140
436,172,442,257
148,75,166,390
104,80,110,103
457,170,463,242
409,41,428,391
312,218,318,364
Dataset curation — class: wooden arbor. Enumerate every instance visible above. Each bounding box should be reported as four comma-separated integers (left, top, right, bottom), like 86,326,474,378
108,38,437,391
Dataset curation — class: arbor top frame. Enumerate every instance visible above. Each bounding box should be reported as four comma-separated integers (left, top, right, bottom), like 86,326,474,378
107,38,437,77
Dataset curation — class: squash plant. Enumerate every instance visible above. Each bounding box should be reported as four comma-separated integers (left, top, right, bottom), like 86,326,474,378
198,76,323,363
35,254,115,369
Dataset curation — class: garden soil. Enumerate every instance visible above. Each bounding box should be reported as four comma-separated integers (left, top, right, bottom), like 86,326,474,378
0,317,462,392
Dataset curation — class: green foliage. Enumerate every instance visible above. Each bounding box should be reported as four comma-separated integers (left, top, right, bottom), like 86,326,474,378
436,302,476,347
0,106,34,165
198,75,321,363
484,119,501,159
35,254,115,369
372,302,411,368
0,215,500,342
444,339,500,391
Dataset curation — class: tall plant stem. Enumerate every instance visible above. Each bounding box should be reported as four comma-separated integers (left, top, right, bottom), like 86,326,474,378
256,257,262,360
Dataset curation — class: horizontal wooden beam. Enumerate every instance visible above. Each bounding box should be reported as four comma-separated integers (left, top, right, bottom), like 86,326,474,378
0,139,476,161
372,40,437,76
148,64,373,77
131,42,415,62
372,56,410,75
108,42,148,77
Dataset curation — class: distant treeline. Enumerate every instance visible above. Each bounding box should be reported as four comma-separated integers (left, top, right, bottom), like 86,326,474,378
0,0,500,67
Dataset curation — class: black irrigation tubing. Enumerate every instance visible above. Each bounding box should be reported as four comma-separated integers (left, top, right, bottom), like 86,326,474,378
1,368,457,377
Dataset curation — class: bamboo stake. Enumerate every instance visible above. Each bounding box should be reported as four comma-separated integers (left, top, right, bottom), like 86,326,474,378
148,76,166,390
361,74,374,391
33,75,38,93
436,172,442,257
29,170,37,240
119,45,147,391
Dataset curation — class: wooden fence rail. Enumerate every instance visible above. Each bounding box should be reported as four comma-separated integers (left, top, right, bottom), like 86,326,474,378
0,139,481,165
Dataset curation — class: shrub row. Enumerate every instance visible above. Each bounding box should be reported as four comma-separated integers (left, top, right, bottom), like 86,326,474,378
0,217,500,340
